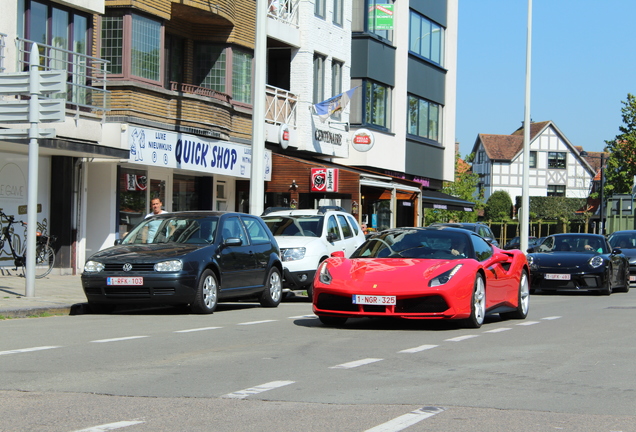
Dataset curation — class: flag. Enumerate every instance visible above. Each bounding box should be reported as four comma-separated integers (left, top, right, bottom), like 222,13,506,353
313,86,359,122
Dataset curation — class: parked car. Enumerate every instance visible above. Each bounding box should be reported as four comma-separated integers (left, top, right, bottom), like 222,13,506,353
503,236,537,250
313,226,529,328
429,222,500,247
81,211,283,314
261,206,366,300
526,233,629,295
607,230,636,287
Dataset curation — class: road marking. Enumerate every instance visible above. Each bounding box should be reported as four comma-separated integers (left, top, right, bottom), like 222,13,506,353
90,336,148,343
237,320,278,325
288,314,317,319
0,346,60,356
484,327,512,333
329,358,383,369
363,406,445,432
399,344,438,353
542,316,562,320
72,420,145,431
445,335,479,342
174,327,222,333
221,380,295,399
516,321,540,326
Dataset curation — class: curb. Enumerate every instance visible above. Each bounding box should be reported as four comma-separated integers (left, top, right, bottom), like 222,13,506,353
0,302,89,319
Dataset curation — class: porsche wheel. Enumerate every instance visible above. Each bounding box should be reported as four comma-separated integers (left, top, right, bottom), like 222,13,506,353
501,270,529,320
617,266,630,293
600,266,613,296
191,269,219,314
260,267,283,307
319,316,347,326
465,274,486,328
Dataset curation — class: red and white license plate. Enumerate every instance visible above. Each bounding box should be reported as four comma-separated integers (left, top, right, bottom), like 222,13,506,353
107,277,143,286
352,295,396,305
545,274,571,280
630,275,636,282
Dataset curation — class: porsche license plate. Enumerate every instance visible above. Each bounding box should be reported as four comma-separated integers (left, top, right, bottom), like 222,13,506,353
545,274,570,280
630,275,636,282
352,295,396,305
107,277,143,286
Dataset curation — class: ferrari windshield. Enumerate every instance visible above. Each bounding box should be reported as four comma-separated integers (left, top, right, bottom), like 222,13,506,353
351,229,472,259
262,215,323,238
123,216,219,245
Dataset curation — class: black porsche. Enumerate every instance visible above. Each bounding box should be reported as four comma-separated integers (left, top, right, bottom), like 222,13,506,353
526,233,629,295
81,211,283,313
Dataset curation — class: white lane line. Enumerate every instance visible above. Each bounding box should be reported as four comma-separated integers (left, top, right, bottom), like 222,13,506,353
221,380,295,399
363,406,445,432
399,344,438,353
445,335,479,342
90,336,148,343
237,320,278,326
542,316,562,320
174,327,222,333
329,358,383,369
483,327,512,333
516,321,540,326
288,314,317,319
72,420,145,431
0,346,60,356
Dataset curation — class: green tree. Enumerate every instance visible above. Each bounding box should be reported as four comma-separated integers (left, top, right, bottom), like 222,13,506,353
604,93,636,197
484,190,512,222
424,153,483,225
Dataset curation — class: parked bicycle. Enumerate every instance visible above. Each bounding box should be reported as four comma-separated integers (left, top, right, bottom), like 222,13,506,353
0,210,55,278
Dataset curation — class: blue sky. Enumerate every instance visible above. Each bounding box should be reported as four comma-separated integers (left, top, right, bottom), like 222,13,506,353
456,0,635,159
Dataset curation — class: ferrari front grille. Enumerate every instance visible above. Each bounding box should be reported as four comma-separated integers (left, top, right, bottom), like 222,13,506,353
395,295,448,313
316,293,358,312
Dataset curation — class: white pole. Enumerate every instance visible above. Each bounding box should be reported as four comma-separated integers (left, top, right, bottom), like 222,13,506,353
520,0,532,253
25,43,41,296
249,0,267,216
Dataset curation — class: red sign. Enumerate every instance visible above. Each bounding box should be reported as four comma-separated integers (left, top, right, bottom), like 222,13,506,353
311,168,339,192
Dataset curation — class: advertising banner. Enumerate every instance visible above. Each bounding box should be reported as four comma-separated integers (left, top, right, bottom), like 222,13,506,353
311,168,339,193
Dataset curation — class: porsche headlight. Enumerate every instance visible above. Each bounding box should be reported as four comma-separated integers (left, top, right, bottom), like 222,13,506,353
588,255,604,269
318,262,333,285
84,261,105,273
526,255,538,269
429,264,463,287
281,247,306,262
154,260,183,272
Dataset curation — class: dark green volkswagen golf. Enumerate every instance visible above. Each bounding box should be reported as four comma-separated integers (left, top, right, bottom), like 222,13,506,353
81,211,283,314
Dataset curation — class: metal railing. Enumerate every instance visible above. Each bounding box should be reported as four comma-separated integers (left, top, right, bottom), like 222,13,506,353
16,38,110,119
265,85,298,126
268,0,300,28
170,82,231,104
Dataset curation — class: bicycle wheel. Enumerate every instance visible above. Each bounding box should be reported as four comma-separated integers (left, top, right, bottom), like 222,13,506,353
33,244,55,278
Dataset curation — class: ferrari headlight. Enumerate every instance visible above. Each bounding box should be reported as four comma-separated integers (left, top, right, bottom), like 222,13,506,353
154,260,183,272
84,261,104,273
429,264,463,287
588,255,604,269
281,247,306,262
318,262,333,285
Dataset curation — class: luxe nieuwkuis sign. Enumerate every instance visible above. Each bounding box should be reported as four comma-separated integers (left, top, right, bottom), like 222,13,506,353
127,127,272,180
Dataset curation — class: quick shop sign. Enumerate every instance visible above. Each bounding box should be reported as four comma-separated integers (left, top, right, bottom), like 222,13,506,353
127,127,272,180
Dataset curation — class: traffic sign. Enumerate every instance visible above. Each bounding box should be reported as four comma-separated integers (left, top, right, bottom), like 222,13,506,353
0,128,57,139
0,99,65,123
0,71,66,95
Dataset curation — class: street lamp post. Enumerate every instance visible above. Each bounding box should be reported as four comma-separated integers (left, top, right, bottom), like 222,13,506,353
581,151,606,235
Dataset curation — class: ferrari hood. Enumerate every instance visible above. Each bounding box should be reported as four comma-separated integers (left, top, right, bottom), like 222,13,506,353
328,258,458,284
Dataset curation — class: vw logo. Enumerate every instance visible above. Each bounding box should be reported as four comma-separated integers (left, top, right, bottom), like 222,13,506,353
122,263,133,272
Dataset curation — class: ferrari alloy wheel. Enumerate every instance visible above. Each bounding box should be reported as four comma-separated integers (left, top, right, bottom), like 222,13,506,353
319,315,348,326
191,269,219,314
260,267,283,307
501,270,529,320
465,274,486,328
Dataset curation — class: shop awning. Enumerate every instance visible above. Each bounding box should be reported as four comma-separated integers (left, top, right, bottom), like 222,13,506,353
421,190,475,212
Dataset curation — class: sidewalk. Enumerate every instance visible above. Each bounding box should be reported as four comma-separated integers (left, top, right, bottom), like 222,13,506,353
0,272,88,319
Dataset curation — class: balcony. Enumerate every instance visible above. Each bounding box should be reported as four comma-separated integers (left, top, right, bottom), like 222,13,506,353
16,38,110,121
267,0,300,47
265,85,297,127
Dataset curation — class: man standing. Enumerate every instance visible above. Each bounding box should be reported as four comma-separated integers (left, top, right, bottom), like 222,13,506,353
144,197,167,242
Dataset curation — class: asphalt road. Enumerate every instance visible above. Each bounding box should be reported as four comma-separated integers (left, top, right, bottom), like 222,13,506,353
1,291,635,432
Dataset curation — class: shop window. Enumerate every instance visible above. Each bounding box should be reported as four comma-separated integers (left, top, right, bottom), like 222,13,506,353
173,174,198,211
119,168,148,237
216,180,227,211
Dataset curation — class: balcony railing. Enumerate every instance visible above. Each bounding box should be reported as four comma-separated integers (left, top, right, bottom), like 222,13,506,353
0,33,6,73
268,0,300,28
16,38,110,120
265,85,297,127
169,82,231,104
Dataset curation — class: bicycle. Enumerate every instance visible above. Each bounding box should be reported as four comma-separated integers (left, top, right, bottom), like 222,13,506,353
0,210,55,278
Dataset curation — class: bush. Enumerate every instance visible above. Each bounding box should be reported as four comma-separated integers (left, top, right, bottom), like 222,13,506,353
485,191,513,221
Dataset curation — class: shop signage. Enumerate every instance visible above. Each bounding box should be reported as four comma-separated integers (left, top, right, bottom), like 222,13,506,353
370,4,394,30
315,129,343,146
126,174,147,191
311,168,339,193
127,127,272,181
279,124,290,149
352,128,375,152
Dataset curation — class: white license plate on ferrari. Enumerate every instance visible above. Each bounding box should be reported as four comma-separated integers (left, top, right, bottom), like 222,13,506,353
107,277,143,286
545,274,571,280
352,295,396,305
